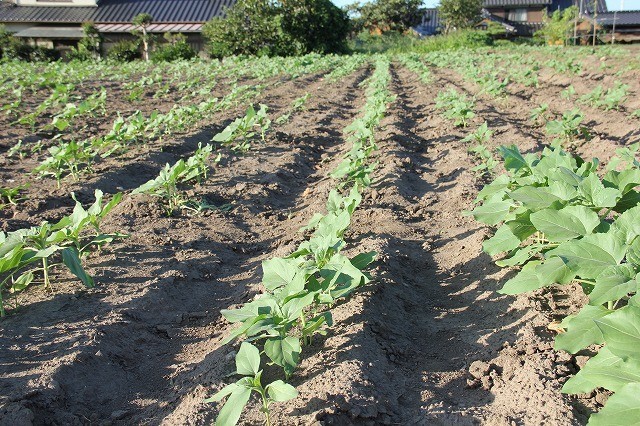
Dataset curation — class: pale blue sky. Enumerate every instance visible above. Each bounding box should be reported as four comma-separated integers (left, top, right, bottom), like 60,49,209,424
331,0,640,10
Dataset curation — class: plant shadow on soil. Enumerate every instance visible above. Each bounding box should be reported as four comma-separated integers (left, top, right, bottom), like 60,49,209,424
0,68,377,424
282,67,530,424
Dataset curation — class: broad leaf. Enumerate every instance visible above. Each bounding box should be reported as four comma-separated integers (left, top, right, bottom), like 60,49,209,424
595,306,640,360
235,342,260,376
266,380,298,402
588,382,640,426
554,304,611,353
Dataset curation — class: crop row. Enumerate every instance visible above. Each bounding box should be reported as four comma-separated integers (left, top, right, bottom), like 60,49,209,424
470,142,640,424
205,55,394,426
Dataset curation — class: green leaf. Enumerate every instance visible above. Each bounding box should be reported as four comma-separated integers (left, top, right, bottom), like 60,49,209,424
612,206,640,244
264,336,301,377
595,306,640,360
266,380,298,402
497,145,528,171
588,382,640,426
563,347,640,394
555,304,611,353
281,292,314,321
10,271,34,292
535,255,575,286
496,244,544,267
579,173,620,208
483,224,520,256
213,384,252,426
350,251,377,270
590,265,637,305
235,342,260,376
530,205,599,242
548,233,625,279
205,383,239,403
262,258,304,292
62,247,94,288
499,260,542,294
471,196,513,225
509,186,562,211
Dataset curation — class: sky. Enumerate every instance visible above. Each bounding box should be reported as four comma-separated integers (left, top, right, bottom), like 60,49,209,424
331,0,640,10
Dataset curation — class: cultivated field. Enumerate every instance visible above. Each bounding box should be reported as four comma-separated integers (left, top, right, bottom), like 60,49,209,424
1,45,640,425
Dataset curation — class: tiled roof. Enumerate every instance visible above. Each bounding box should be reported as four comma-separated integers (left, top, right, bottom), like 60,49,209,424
590,10,640,26
483,0,552,7
0,0,234,24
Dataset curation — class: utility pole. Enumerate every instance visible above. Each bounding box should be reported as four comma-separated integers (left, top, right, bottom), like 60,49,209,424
573,0,579,45
592,0,597,46
612,10,617,44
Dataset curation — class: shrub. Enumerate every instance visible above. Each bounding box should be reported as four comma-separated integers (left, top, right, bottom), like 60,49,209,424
439,0,482,32
535,6,578,45
151,34,196,62
68,23,102,61
281,0,350,54
348,0,423,34
203,0,349,57
107,40,140,61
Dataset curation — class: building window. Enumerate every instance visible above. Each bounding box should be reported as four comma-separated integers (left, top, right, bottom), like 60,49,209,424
508,8,528,22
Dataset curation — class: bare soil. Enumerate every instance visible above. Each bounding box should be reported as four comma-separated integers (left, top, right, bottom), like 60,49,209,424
1,53,639,426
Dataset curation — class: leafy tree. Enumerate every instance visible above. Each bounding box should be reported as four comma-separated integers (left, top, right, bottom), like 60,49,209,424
281,0,350,54
132,13,153,61
203,0,284,57
203,0,349,57
69,23,102,60
438,0,482,33
151,33,197,62
350,0,423,33
534,6,578,45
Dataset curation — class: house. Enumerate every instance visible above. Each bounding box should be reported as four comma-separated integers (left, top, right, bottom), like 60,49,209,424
0,0,235,54
416,0,624,38
415,8,440,36
583,9,640,43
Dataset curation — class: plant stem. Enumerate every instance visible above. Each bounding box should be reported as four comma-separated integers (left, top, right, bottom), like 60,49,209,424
261,393,271,426
574,278,596,285
42,257,51,292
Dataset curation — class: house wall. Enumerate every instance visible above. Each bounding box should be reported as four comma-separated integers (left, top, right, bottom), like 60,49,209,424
485,7,546,22
3,23,33,33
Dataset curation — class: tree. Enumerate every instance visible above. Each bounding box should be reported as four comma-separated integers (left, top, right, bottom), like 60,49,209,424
352,0,423,33
534,6,578,45
281,0,349,54
132,13,153,61
203,0,285,57
438,0,482,33
203,0,349,57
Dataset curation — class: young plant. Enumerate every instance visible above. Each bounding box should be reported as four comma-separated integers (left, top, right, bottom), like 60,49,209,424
205,342,297,426
0,190,125,316
34,139,95,187
529,103,549,126
545,108,590,146
560,85,576,99
435,88,475,128
469,145,640,425
468,144,498,177
132,143,216,215
462,122,492,144
0,184,28,211
212,104,271,153
276,93,310,125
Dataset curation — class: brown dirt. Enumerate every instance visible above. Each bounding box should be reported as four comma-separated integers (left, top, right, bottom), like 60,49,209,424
1,53,638,426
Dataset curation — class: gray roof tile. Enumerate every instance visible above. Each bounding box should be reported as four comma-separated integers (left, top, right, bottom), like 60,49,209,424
0,0,234,24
